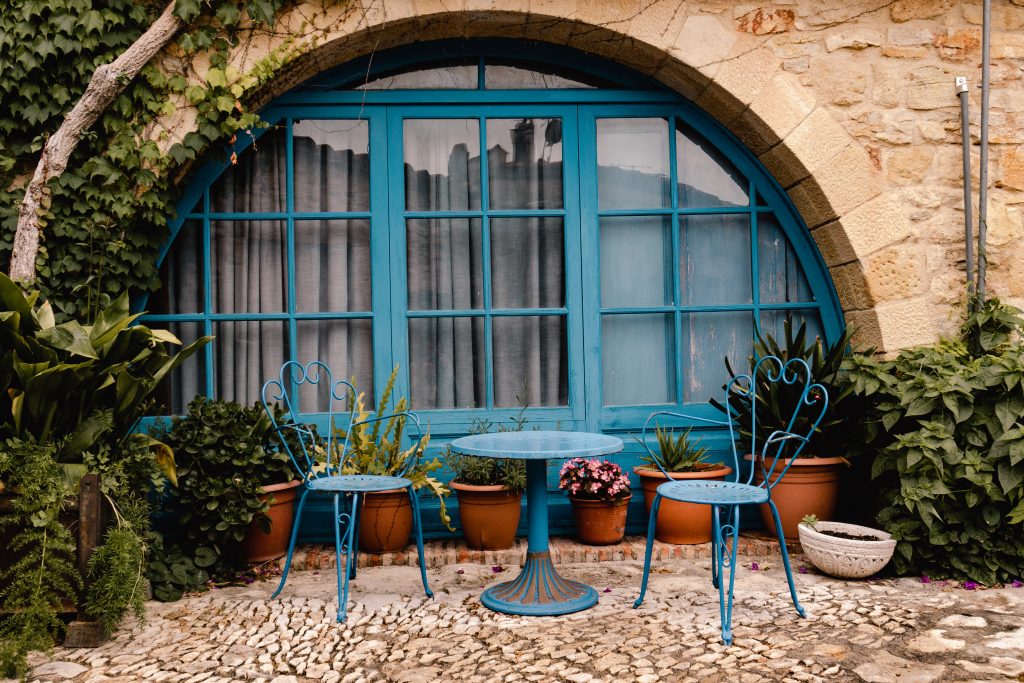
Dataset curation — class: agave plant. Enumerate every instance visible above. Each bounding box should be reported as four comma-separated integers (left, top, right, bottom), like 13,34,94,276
637,426,712,473
0,272,210,482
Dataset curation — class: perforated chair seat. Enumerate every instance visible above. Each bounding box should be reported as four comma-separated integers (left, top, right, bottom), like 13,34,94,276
306,474,412,493
656,479,770,506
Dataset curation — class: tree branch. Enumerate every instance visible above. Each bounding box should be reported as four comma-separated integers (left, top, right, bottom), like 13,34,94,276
8,1,183,284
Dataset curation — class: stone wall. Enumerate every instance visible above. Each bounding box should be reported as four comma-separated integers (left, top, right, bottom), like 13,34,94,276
149,0,1024,352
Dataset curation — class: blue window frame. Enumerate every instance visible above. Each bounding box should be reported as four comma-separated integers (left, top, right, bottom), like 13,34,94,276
142,41,843,537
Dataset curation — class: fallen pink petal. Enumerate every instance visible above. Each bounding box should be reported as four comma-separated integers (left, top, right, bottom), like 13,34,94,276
920,575,931,584
602,588,612,593
491,565,504,573
1012,580,1023,588
962,581,977,590
750,562,760,571
797,566,808,574
456,569,465,575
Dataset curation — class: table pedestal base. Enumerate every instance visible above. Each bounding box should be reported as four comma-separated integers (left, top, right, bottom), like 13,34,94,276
480,551,598,616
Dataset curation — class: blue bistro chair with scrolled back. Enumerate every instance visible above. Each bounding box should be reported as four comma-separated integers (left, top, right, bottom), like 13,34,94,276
261,360,432,622
633,355,829,645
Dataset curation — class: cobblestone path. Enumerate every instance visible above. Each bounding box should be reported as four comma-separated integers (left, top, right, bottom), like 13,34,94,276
24,556,1024,683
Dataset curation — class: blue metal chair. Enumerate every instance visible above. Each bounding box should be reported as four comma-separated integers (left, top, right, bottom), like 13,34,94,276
633,355,829,645
261,360,433,622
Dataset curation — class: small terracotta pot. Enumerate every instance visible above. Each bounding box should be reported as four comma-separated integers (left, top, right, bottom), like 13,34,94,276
748,455,846,539
634,465,733,544
359,488,413,553
240,479,301,563
570,495,630,545
451,481,522,550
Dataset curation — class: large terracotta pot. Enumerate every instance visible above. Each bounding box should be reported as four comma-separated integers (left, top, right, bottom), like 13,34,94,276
240,479,302,563
634,465,733,544
359,488,413,553
749,455,846,539
569,495,631,545
451,481,522,550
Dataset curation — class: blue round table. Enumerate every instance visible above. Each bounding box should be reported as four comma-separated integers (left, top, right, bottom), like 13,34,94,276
449,430,624,616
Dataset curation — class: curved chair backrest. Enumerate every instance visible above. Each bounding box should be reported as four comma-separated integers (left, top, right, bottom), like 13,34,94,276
261,360,357,480
639,355,828,489
725,355,829,488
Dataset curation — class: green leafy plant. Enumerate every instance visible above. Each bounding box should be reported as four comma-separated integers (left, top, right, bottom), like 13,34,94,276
844,298,1024,584
146,531,213,603
712,318,858,459
335,366,452,529
636,426,712,473
801,514,818,529
151,396,294,600
444,411,528,491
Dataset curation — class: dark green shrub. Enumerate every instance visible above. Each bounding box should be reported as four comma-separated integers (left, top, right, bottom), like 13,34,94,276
844,298,1024,584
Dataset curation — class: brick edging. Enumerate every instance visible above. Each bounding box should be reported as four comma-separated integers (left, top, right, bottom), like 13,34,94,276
278,533,801,571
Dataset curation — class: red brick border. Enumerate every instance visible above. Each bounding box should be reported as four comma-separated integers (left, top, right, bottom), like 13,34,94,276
279,532,800,571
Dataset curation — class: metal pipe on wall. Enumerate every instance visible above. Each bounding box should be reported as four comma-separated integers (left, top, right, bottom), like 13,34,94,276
956,76,975,310
977,0,991,301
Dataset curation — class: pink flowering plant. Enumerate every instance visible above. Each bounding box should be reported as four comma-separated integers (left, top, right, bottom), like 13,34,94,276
558,458,631,502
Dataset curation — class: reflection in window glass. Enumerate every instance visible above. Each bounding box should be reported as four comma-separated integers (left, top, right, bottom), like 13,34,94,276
355,61,477,89
490,217,564,309
682,312,753,403
404,119,481,211
210,221,288,313
409,316,486,409
597,118,670,209
485,60,604,89
406,218,483,311
680,214,752,306
293,120,370,213
676,122,748,208
493,316,567,407
600,216,672,308
602,313,675,406
758,214,815,304
486,118,563,209
294,220,371,313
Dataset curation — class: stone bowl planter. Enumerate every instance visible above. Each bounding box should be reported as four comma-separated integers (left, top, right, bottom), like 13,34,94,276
798,521,896,579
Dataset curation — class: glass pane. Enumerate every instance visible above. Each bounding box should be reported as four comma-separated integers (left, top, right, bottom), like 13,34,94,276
210,221,287,313
211,126,286,213
154,220,203,314
213,321,288,406
354,60,477,90
293,120,369,213
406,218,483,311
759,310,824,349
602,313,675,406
404,119,481,211
295,319,373,410
486,118,563,210
676,122,748,208
682,312,753,403
600,216,672,308
597,118,670,209
485,60,605,89
295,220,371,312
758,214,815,303
680,214,752,305
493,316,567,408
152,321,205,415
409,317,485,409
490,217,564,309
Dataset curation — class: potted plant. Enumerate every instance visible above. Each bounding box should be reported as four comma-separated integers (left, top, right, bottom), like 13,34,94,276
559,458,631,545
633,427,733,544
798,515,896,578
164,397,299,566
335,367,450,553
714,319,858,538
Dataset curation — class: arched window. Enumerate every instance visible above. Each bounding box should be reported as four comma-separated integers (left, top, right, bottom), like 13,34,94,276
145,41,843,442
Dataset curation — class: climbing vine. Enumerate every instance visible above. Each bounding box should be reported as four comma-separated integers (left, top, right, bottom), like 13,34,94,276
0,0,293,319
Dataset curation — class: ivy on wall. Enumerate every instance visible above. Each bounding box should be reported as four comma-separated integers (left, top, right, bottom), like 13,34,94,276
0,0,290,320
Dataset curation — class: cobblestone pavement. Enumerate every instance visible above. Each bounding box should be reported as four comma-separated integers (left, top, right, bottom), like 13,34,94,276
24,554,1024,683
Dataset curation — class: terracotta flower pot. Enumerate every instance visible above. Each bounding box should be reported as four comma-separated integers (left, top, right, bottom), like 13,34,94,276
359,488,413,553
451,481,522,550
634,465,733,544
569,495,630,545
240,479,301,563
748,455,846,539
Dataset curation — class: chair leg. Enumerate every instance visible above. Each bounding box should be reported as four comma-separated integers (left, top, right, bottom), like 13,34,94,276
348,495,360,581
408,486,433,599
710,505,720,590
336,493,360,622
272,488,309,599
633,494,662,609
767,499,805,618
333,494,346,622
713,505,741,646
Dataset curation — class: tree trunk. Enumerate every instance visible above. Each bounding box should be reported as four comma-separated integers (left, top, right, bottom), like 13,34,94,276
8,2,183,284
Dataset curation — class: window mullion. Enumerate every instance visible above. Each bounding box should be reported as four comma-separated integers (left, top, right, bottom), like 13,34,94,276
285,117,299,411
479,114,494,409
668,115,683,406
